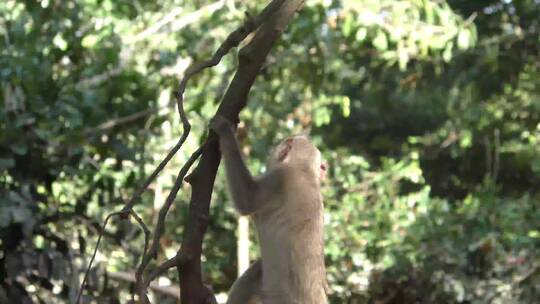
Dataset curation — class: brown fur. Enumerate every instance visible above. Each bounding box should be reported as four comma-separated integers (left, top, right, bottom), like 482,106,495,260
210,116,328,304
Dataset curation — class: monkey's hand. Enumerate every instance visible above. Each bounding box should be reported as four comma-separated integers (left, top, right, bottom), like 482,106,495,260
209,115,234,137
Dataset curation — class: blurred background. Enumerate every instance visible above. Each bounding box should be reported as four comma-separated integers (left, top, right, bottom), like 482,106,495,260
1,0,539,303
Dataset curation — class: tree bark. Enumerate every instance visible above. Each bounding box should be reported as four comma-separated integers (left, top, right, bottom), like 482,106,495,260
176,1,305,303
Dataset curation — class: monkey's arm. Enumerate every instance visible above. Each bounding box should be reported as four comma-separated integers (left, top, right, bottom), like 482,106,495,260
210,116,283,215
219,124,258,214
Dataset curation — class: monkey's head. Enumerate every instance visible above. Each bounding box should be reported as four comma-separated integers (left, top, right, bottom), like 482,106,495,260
268,135,327,181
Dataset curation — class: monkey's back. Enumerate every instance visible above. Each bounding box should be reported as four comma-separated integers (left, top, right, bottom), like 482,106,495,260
254,167,327,304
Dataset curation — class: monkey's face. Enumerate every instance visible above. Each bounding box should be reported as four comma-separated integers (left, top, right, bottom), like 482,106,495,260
268,135,327,181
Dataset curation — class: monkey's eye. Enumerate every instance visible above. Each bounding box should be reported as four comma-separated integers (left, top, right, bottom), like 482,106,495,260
320,163,327,171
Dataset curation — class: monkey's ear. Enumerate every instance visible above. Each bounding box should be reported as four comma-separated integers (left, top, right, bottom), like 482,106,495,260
277,138,293,162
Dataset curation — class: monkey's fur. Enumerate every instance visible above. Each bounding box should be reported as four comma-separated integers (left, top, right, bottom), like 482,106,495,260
210,116,328,304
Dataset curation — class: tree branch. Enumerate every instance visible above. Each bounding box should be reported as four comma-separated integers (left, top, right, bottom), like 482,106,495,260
83,106,165,136
130,0,227,43
107,271,180,300
76,211,125,303
135,146,203,300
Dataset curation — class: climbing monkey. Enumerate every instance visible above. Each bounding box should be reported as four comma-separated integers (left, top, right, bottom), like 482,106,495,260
210,115,328,304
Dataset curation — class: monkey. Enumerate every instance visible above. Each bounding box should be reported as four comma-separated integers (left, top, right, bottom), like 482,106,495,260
225,259,263,304
210,115,328,304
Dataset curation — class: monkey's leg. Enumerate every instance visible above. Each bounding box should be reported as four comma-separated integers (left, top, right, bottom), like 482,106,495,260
226,259,263,304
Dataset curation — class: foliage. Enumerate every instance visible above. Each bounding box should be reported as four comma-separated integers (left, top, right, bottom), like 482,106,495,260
1,0,539,303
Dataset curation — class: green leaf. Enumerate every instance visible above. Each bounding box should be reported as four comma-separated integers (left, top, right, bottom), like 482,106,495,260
342,14,354,37
11,206,32,223
398,49,409,71
457,29,471,50
373,31,388,50
443,42,453,62
8,191,29,205
0,207,11,228
356,27,367,41
459,130,473,149
10,142,28,155
0,158,15,170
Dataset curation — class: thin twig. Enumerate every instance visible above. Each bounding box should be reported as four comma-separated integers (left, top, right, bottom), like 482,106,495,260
76,210,126,303
136,146,203,288
130,209,151,261
121,136,190,213
83,106,166,136
148,253,186,283
107,271,180,299
131,0,227,43
173,0,287,115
